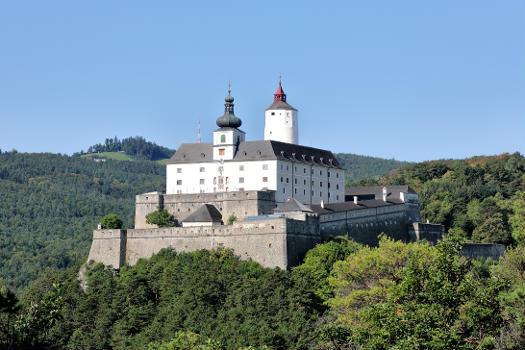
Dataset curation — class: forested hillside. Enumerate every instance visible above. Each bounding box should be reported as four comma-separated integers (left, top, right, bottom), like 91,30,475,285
0,151,165,291
334,153,410,183
351,153,525,245
80,136,175,161
1,238,523,350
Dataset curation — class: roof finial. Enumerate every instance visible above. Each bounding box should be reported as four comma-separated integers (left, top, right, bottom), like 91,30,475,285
228,81,231,95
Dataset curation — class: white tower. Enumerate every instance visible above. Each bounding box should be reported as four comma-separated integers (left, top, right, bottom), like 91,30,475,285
264,78,298,144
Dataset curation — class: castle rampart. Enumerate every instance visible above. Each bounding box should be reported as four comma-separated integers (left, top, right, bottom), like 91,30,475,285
88,216,320,270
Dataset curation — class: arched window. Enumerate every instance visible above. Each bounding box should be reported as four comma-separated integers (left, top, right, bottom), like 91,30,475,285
220,134,226,143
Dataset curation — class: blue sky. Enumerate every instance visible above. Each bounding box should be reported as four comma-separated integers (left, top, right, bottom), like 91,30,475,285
0,1,523,162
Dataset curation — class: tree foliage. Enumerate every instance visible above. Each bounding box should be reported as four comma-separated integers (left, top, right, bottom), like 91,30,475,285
0,151,165,292
352,153,525,245
100,214,123,229
83,136,175,161
146,208,175,228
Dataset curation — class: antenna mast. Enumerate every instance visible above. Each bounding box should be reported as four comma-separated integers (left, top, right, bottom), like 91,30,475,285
197,120,202,143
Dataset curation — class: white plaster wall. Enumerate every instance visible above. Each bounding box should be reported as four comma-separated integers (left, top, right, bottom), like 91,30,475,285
167,160,343,204
264,109,298,144
166,160,277,195
212,129,245,161
274,161,344,204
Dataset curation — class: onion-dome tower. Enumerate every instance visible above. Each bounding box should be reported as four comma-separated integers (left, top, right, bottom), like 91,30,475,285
213,84,246,161
216,87,242,128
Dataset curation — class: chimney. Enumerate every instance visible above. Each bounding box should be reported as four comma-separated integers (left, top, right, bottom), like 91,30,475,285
353,196,358,204
320,200,325,208
382,187,387,202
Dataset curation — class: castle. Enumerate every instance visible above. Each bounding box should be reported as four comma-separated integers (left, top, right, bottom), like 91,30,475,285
87,80,445,270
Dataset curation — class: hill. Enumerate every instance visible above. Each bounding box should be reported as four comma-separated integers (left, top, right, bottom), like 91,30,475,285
0,151,165,291
351,152,525,245
80,136,175,161
334,153,410,183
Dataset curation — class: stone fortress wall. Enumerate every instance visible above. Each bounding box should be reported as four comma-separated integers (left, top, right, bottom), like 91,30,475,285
135,190,276,229
88,216,320,270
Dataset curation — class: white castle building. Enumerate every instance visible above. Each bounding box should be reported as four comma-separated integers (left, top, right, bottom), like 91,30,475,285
166,80,345,205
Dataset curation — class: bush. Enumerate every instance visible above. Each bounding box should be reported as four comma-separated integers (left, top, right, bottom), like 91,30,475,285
227,215,237,225
146,208,175,227
100,214,123,229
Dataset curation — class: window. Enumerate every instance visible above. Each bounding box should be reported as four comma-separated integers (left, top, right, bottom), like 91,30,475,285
304,179,306,185
336,184,339,190
200,167,205,172
311,180,314,186
271,112,275,115
328,171,331,177
280,177,283,182
213,177,217,185
304,189,306,195
220,134,226,143
239,177,244,183
294,188,297,194
177,168,182,173
294,178,297,184
213,187,216,192
262,164,268,170
320,181,323,187
336,195,339,201
225,176,229,184
176,180,182,185
200,179,205,185
328,192,331,198
239,187,244,191
262,177,268,182
283,188,286,193
303,168,306,174
336,172,339,178
311,168,314,174
328,183,330,188
294,166,297,171
225,187,228,192
218,149,225,156
320,170,322,176
286,178,289,183
280,164,283,170
320,191,322,197
311,190,314,196
239,165,244,171
286,165,289,171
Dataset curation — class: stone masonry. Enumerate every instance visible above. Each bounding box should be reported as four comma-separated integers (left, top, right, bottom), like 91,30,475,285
88,216,320,270
135,190,276,229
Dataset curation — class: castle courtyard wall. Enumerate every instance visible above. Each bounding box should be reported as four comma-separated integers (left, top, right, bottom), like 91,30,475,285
135,190,276,228
318,204,410,245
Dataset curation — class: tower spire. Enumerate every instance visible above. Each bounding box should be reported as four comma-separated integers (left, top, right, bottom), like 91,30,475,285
274,75,286,102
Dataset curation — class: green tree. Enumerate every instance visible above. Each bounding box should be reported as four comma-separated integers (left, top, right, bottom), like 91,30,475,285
100,213,123,229
509,191,525,244
471,213,510,244
147,331,222,350
146,208,175,228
